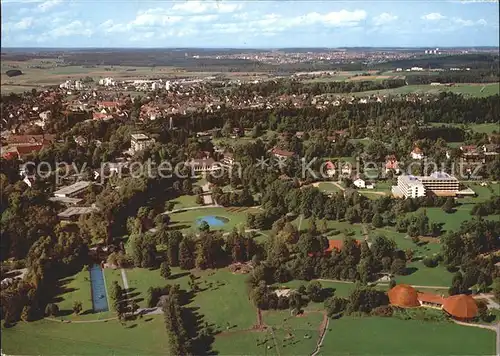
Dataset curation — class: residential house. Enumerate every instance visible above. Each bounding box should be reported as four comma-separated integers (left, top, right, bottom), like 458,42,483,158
221,152,235,166
460,145,480,158
93,112,112,121
271,148,295,160
324,161,336,177
353,177,366,189
340,163,352,176
385,155,400,174
482,144,499,157
410,147,425,160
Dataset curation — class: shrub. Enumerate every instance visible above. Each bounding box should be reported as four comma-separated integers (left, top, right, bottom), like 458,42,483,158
371,305,393,317
423,256,439,268
6,69,23,77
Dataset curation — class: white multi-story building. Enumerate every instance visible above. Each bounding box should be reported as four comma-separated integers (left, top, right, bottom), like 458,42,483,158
393,172,460,198
75,80,83,90
130,134,155,154
99,77,115,86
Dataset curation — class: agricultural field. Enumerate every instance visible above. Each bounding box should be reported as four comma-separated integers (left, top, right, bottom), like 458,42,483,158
1,59,218,84
319,317,496,356
350,83,499,98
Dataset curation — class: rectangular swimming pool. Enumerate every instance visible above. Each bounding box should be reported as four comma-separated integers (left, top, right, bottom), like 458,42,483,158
89,264,109,312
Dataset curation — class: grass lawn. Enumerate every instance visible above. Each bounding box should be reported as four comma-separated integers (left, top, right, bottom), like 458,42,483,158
395,262,453,287
319,316,495,355
317,182,343,194
54,270,94,317
168,206,258,232
467,122,500,135
1,316,168,356
52,268,115,321
214,310,323,355
170,195,199,210
115,267,257,332
411,206,500,234
429,122,499,135
290,217,366,239
463,182,499,202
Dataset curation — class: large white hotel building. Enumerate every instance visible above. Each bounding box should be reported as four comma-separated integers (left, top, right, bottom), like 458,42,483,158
392,172,460,198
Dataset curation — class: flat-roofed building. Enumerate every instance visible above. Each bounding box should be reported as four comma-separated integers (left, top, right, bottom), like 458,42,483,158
58,206,99,221
53,181,92,198
393,172,459,198
130,133,155,154
395,175,426,198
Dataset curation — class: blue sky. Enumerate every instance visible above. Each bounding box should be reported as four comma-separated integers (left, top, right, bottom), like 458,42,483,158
2,0,499,48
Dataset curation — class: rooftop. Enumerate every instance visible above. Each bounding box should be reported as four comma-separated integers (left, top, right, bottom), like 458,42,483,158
131,133,151,140
58,206,99,219
53,181,92,197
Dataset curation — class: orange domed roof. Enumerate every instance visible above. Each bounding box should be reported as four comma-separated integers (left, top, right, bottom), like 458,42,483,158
388,284,420,308
443,295,478,319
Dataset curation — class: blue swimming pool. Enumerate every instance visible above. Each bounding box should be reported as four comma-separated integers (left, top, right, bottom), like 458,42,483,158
196,215,229,227
89,264,109,312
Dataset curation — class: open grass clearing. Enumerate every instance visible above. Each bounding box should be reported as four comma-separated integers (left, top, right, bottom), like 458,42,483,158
168,206,258,232
1,316,168,356
319,316,495,356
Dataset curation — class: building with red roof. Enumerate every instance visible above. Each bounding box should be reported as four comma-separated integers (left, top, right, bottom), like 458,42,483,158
271,147,295,159
388,285,420,308
442,295,478,320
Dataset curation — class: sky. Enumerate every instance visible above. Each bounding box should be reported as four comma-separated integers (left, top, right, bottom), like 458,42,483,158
2,0,499,48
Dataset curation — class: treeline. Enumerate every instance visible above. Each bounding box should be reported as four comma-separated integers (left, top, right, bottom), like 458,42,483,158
406,70,499,85
162,284,214,355
1,223,89,326
228,79,406,97
156,93,500,136
471,196,500,216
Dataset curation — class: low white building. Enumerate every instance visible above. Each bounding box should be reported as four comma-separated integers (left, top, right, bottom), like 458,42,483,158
53,181,92,198
393,172,460,198
353,178,366,189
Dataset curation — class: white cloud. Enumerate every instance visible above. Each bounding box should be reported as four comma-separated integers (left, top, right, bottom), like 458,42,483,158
421,13,446,21
13,16,34,29
37,0,62,12
476,19,488,26
171,1,242,14
189,15,218,23
48,20,93,37
285,9,367,28
132,11,183,27
452,17,474,26
373,12,398,26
